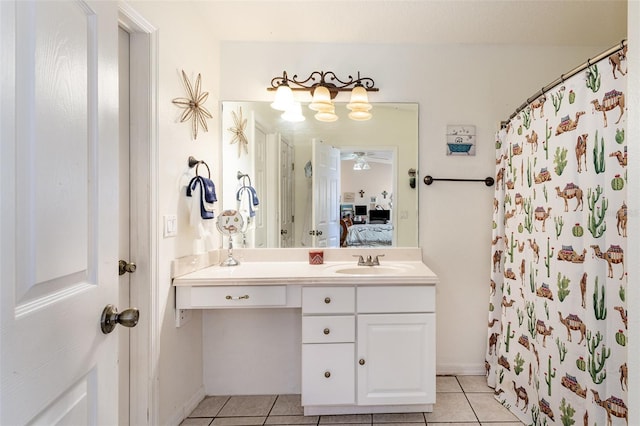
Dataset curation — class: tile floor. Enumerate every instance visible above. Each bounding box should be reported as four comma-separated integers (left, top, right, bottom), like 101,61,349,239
181,376,524,426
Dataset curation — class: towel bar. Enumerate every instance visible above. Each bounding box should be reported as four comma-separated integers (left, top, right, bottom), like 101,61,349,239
423,175,494,187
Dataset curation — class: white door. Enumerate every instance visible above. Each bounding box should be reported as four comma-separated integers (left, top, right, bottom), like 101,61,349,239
312,139,341,247
357,314,436,405
1,1,121,424
279,137,294,247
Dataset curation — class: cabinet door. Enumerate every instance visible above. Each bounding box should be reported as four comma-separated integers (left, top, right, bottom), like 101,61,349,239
302,343,355,406
357,314,435,405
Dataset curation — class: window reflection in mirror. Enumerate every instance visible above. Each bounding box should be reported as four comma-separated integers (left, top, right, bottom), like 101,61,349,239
220,102,418,248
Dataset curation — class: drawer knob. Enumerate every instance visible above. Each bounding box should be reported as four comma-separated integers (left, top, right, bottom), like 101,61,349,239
225,294,250,300
359,359,366,366
324,297,331,304
323,328,330,335
324,371,331,378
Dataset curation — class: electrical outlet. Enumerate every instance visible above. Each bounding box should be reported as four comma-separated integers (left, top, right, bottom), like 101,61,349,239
175,308,192,327
164,214,177,238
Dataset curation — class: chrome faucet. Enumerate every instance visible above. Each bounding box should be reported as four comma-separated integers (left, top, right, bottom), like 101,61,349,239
353,254,385,266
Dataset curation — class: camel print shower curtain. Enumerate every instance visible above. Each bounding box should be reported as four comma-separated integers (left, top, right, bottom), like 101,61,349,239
487,45,628,425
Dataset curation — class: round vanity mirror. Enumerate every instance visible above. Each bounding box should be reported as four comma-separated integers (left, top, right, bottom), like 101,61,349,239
216,209,244,266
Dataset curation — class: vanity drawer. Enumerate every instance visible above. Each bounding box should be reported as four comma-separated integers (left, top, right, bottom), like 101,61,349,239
302,287,355,314
302,315,355,343
302,343,355,406
183,285,286,308
357,286,435,313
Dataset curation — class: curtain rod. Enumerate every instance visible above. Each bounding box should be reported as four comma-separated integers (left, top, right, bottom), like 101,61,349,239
501,39,627,127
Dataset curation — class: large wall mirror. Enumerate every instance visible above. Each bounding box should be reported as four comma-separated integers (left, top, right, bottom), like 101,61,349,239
220,101,418,248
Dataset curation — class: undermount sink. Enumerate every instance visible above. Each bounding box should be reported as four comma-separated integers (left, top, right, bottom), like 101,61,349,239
332,265,412,275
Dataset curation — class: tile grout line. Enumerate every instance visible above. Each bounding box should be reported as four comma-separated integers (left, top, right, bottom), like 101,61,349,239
262,395,278,426
456,376,482,425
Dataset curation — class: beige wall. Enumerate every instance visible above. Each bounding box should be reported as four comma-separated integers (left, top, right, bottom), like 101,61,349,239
341,161,394,214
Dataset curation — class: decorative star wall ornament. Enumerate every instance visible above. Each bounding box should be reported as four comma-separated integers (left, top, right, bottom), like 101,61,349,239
228,107,249,157
172,70,212,140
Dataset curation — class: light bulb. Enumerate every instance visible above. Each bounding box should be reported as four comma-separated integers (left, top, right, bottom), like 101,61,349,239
315,110,338,122
309,86,333,112
347,86,371,110
348,109,372,121
271,84,294,111
281,102,305,122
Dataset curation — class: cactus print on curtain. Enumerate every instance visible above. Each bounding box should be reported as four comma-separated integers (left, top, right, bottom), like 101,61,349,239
487,45,628,426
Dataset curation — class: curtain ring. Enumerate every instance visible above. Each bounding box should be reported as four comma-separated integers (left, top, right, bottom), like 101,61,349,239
587,58,592,67
560,73,565,83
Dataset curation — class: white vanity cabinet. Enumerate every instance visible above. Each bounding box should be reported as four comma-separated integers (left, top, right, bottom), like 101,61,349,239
172,251,439,415
301,285,435,415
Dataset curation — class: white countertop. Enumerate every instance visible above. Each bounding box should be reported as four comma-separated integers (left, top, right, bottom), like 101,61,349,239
173,260,438,286
172,248,438,286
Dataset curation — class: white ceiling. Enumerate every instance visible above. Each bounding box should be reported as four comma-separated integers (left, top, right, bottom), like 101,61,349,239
194,0,627,46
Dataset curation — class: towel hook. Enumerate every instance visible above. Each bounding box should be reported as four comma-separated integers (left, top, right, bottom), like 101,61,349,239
237,171,252,186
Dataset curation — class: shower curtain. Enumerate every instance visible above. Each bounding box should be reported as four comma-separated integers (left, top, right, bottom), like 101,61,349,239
487,46,628,425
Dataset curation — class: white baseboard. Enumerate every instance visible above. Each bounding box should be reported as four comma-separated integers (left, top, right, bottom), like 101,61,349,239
167,386,206,426
437,363,487,376
305,403,433,416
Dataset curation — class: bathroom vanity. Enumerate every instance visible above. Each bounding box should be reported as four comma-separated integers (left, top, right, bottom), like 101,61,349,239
172,248,438,415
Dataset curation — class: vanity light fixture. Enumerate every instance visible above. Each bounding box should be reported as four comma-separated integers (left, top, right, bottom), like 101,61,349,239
268,70,378,122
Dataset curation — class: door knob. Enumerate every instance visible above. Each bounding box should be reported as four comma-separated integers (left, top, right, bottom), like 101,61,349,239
101,304,139,334
119,259,137,275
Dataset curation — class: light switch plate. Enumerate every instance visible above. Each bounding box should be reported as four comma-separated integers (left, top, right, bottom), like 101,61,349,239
164,214,177,238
